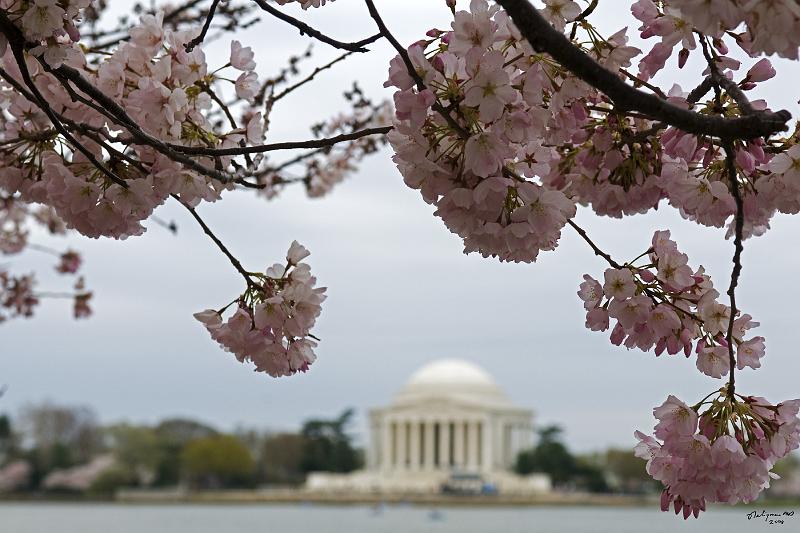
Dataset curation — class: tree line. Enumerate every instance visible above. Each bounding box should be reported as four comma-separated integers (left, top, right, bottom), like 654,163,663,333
0,404,796,497
0,404,361,494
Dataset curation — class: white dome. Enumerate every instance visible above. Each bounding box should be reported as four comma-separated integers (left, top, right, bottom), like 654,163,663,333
406,359,497,387
393,358,510,407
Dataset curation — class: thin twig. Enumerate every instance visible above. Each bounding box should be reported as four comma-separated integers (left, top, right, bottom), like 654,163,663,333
185,0,222,51
722,141,744,400
566,219,622,269
168,126,392,156
173,195,255,288
252,0,381,52
363,0,470,139
271,51,354,102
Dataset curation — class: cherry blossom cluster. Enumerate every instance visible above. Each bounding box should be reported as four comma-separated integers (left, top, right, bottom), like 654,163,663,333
0,0,92,68
386,0,586,262
635,393,800,518
0,14,253,239
194,242,326,377
1,193,91,320
0,269,36,321
633,0,800,83
578,230,764,378
388,0,800,263
644,0,800,61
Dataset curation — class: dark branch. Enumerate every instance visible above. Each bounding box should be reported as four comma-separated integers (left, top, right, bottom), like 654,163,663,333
494,0,791,140
271,51,355,102
252,0,381,52
174,195,255,288
722,142,744,400
573,0,599,22
363,0,469,139
687,76,715,105
185,0,222,52
168,126,392,156
566,219,622,269
47,62,235,183
716,75,756,116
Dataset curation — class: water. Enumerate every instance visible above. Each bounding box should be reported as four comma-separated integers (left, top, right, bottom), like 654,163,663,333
0,503,793,533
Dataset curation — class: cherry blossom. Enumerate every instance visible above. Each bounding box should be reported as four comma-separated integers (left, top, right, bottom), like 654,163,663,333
579,231,764,376
636,392,800,518
195,242,326,377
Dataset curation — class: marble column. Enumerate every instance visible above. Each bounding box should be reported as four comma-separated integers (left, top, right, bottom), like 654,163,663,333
504,423,512,468
467,420,479,470
424,420,435,471
382,418,392,470
439,420,450,468
397,419,408,470
481,418,492,473
410,420,421,470
454,420,465,468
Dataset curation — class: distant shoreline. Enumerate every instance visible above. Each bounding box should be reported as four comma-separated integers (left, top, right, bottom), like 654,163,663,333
3,490,798,509
119,489,654,507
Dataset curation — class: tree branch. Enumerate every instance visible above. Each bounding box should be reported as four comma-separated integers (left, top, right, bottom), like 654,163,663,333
493,0,791,139
46,62,235,183
722,141,744,400
271,51,355,103
184,0,221,51
252,0,381,52
363,0,470,139
566,219,622,269
168,126,392,156
174,195,255,288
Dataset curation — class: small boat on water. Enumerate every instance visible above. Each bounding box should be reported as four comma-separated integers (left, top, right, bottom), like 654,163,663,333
428,509,445,521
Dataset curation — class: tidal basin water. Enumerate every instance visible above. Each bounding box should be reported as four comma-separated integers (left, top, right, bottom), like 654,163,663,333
0,503,795,533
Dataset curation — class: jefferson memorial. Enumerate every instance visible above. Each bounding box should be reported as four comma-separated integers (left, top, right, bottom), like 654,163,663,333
306,359,551,494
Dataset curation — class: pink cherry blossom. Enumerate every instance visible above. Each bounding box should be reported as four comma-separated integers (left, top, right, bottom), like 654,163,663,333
654,395,698,439
603,268,636,300
230,41,256,71
737,336,765,370
696,345,730,378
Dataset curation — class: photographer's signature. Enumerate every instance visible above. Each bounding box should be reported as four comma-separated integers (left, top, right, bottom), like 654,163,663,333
746,509,795,525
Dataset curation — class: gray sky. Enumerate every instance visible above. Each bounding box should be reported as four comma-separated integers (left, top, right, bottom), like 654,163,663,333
2,1,799,453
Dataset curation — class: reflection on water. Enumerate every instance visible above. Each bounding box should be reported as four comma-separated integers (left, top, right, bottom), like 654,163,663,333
0,503,789,533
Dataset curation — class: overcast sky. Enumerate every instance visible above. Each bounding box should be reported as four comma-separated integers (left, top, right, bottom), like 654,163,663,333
2,1,799,453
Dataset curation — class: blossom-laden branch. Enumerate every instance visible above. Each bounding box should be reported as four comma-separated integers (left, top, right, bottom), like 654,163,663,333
194,241,327,377
0,0,386,346
175,194,327,376
494,0,791,139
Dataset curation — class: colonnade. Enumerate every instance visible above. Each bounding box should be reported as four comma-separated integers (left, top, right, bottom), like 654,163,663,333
374,416,531,472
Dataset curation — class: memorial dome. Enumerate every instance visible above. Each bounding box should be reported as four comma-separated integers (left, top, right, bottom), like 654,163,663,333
393,358,511,407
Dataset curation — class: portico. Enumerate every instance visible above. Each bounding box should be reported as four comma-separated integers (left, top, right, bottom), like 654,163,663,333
367,359,533,474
